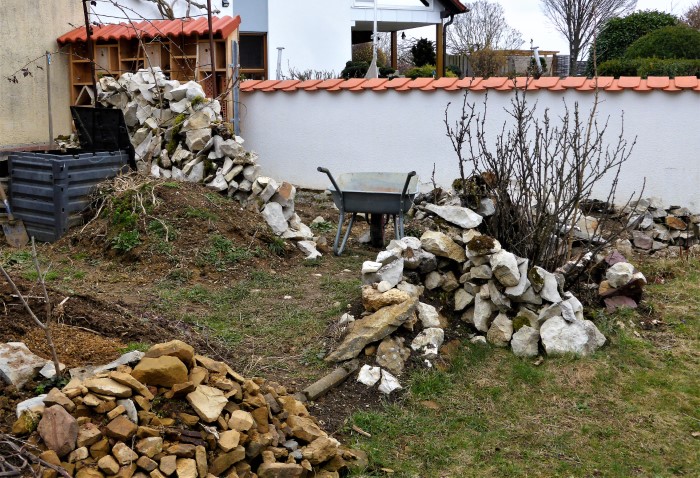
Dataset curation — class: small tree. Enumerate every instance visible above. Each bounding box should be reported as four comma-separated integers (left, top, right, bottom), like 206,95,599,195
684,1,700,29
411,38,437,67
448,0,524,54
541,0,637,73
469,48,507,77
352,42,388,68
444,79,638,276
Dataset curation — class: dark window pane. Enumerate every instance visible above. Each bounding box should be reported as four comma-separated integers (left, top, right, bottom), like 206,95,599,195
240,35,265,69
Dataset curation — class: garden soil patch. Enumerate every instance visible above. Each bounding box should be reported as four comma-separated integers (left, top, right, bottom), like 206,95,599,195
0,180,403,436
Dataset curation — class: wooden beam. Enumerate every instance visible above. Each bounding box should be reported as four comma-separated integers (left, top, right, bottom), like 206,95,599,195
391,31,398,70
435,23,444,79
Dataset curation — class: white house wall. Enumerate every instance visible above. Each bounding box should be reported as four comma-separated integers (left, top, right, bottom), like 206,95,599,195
266,0,353,78
239,87,700,210
91,0,232,23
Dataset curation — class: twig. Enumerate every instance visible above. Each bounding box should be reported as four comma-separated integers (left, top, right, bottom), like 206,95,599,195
351,424,372,437
32,238,52,322
0,262,61,378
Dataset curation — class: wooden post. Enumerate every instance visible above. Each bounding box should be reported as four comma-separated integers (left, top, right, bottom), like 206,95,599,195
206,0,218,98
81,0,97,105
391,31,398,70
435,23,444,79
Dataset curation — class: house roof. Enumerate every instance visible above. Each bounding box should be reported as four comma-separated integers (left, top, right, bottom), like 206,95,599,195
57,15,241,45
441,0,468,14
240,76,700,93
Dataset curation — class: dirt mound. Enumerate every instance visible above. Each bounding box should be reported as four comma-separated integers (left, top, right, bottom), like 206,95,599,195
67,175,298,279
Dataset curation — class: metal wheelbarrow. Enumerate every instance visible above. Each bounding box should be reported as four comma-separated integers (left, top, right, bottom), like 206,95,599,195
317,167,419,255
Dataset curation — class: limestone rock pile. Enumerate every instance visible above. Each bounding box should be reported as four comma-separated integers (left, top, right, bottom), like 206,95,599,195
12,340,361,478
624,197,700,255
96,68,321,258
326,203,610,392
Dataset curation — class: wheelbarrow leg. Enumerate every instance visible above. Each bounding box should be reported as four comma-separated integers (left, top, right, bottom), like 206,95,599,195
392,215,400,240
398,211,406,238
334,212,357,256
333,210,345,255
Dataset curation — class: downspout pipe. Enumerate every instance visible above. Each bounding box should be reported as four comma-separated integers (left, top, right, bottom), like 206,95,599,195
442,13,454,78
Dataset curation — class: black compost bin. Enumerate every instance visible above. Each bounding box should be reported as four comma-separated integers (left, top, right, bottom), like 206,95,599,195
7,107,134,242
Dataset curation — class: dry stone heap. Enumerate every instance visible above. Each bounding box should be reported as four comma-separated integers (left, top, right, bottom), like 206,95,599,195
624,197,700,256
11,340,364,478
96,68,321,259
327,201,613,393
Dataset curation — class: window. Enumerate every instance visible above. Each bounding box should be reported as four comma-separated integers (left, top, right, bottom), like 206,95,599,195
239,34,267,80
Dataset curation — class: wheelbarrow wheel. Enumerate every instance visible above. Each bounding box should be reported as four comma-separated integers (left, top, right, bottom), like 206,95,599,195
369,213,386,248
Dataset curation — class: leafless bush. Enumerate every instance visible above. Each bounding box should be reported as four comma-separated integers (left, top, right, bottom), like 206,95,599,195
445,78,640,276
285,66,338,81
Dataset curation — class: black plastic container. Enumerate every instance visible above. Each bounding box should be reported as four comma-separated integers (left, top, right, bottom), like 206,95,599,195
7,151,129,242
6,107,133,242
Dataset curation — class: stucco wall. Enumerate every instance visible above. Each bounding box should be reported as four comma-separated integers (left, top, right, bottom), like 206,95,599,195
267,0,352,78
0,0,83,149
239,87,700,210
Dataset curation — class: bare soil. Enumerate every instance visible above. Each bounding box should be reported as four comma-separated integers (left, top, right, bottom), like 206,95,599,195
0,179,413,435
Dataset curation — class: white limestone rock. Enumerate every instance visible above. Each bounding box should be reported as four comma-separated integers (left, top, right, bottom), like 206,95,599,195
423,204,483,229
410,328,444,359
490,250,520,287
510,326,540,358
540,317,606,357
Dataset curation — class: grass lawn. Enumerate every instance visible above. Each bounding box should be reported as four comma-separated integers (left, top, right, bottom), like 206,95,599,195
346,258,700,477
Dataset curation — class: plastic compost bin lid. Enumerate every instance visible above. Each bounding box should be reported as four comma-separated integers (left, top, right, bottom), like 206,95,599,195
70,106,136,168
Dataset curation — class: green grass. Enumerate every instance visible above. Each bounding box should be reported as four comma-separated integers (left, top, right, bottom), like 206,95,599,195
118,342,151,354
184,206,218,221
346,258,700,477
197,234,253,271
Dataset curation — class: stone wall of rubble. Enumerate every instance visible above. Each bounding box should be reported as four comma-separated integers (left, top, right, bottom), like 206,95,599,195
96,68,323,259
623,197,700,256
326,199,648,394
9,340,364,478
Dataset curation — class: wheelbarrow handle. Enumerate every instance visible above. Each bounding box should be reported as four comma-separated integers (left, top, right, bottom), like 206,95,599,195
401,171,417,197
317,166,343,196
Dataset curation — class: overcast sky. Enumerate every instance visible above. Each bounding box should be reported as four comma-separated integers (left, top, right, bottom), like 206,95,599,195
406,0,696,55
498,0,695,53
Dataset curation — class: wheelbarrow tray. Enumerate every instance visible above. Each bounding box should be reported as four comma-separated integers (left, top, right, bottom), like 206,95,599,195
328,172,419,214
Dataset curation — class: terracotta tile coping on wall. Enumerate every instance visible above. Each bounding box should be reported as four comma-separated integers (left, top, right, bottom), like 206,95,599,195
240,76,700,94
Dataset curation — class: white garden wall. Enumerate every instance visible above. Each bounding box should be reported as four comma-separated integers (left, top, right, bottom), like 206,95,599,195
240,83,700,210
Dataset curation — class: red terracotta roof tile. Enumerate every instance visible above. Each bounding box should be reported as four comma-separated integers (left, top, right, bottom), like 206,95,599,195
396,77,434,91
378,78,412,90
533,77,560,89
634,79,651,91
328,78,365,91
240,80,262,92
57,16,240,44
350,78,388,91
646,77,670,89
445,77,483,91
251,80,281,91
305,79,344,91
560,77,587,88
673,76,699,89
617,77,641,88
239,76,699,94
605,79,624,92
290,80,323,91
266,80,299,92
421,77,459,91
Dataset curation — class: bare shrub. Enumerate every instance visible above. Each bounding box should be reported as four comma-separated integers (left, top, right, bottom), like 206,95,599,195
444,78,640,278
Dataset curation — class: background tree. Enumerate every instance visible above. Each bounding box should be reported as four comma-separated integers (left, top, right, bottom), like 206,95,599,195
352,42,389,68
447,0,524,54
411,38,437,67
683,1,700,29
586,10,678,74
541,0,637,73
